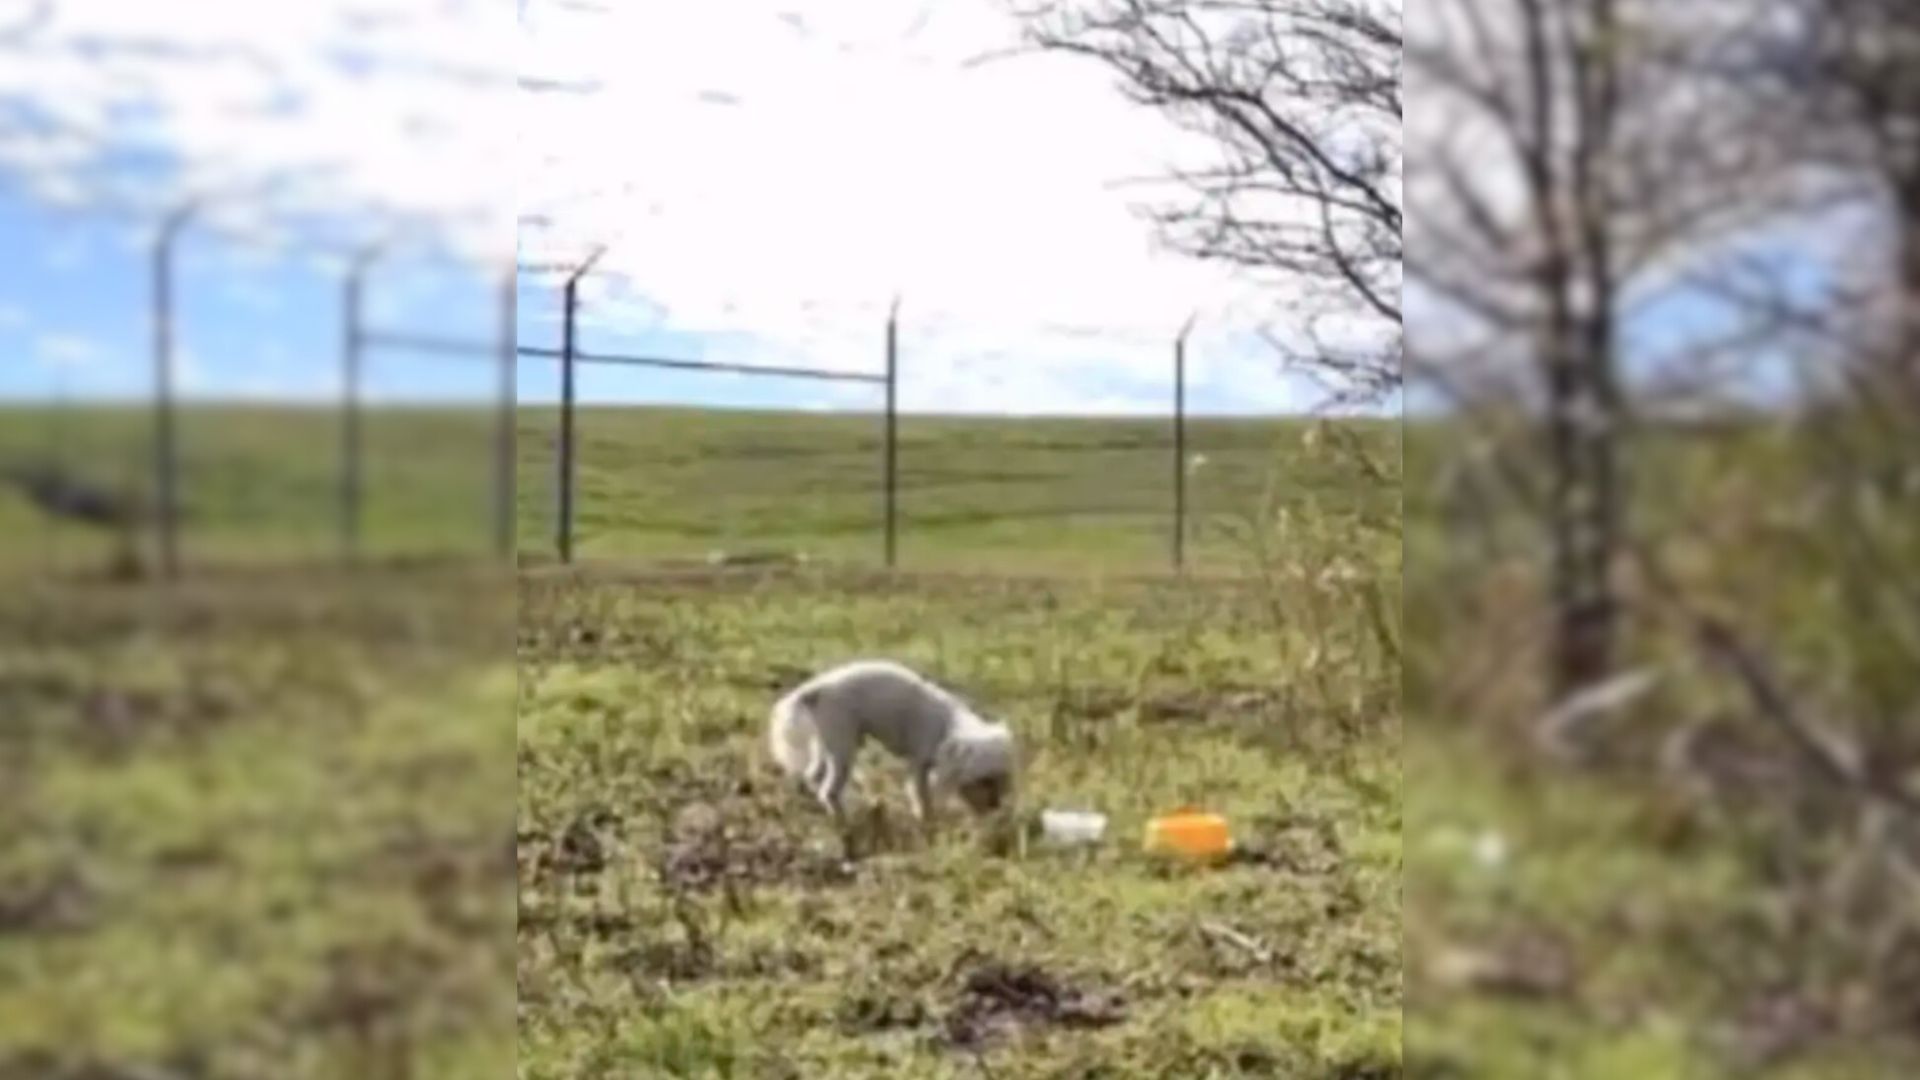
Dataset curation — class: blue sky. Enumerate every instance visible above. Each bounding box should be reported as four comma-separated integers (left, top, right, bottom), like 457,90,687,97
2,2,1844,420
0,0,1399,417
0,181,1345,414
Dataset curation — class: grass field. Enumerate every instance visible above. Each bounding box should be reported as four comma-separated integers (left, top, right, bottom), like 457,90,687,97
0,405,500,569
508,407,1405,1075
0,567,515,1079
516,565,1400,1077
0,404,1394,575
1401,412,1920,1078
9,401,1905,1076
1,403,1402,1077
521,406,1394,572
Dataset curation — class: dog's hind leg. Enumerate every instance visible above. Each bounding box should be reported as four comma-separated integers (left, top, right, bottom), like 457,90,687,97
809,752,845,820
809,713,859,820
815,758,870,862
801,740,831,802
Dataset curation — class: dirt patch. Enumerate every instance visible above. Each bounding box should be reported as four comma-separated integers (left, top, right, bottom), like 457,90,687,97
1717,988,1835,1071
733,943,820,979
0,669,240,762
0,864,97,936
941,956,1127,1049
658,819,854,893
516,616,679,665
294,936,462,1050
610,934,715,983
1138,687,1281,725
0,1053,205,1080
839,991,931,1034
524,807,623,879
1225,811,1347,876
364,828,508,940
1427,925,1578,1000
649,790,863,892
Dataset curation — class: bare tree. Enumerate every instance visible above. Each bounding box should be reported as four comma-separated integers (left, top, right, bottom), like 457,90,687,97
1407,0,1638,696
1701,0,1920,796
1769,1,1920,401
1011,0,1402,402
1406,0,1792,697
1411,0,1920,1053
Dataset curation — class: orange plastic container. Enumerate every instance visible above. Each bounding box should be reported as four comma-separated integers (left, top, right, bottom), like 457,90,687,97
1143,808,1233,861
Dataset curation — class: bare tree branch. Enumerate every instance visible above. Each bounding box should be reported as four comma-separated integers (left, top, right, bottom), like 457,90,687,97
1014,0,1402,401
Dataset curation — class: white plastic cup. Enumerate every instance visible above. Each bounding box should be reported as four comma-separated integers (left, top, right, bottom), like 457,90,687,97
1040,810,1108,847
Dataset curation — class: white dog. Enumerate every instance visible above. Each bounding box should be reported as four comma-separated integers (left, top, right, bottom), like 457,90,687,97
767,659,1017,825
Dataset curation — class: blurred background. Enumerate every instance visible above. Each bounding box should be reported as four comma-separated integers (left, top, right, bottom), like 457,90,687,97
0,2,517,1077
1406,0,1920,1074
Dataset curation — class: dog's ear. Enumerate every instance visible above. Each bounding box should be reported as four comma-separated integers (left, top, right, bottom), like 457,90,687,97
984,724,1016,768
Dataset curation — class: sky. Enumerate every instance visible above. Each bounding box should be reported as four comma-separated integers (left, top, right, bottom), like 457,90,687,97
1400,0,1868,417
0,0,1394,416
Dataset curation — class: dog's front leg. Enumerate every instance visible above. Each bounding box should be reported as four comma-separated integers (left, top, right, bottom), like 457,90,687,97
907,766,937,842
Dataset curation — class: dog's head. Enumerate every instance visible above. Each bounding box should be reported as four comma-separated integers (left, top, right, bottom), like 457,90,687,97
957,772,1012,814
937,722,1018,814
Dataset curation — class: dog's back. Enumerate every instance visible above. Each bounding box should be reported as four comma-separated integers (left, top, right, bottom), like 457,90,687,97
769,660,1017,823
769,659,965,772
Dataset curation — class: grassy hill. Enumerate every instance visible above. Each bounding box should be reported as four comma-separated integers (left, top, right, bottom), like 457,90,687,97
0,404,1399,575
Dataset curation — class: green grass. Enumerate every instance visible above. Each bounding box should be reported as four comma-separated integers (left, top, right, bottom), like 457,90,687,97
0,405,499,569
515,567,1400,1077
524,406,1395,571
2,403,1401,1077
1404,721,1920,1079
1402,411,1920,1078
0,567,515,1078
0,404,1398,575
15,402,1899,1075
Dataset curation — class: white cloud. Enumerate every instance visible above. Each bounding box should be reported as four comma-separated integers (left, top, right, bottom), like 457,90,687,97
0,0,1372,412
174,343,208,391
0,0,512,247
34,332,101,369
511,0,1346,412
514,2,1269,364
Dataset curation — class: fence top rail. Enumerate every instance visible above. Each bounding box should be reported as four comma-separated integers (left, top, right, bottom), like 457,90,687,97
527,345,887,385
361,330,886,385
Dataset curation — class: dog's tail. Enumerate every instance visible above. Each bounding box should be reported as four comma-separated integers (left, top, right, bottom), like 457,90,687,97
768,686,823,778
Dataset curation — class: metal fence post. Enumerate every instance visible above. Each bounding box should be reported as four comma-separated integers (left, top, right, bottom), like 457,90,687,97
341,244,381,564
152,200,198,580
495,265,517,564
884,296,900,569
1173,314,1196,571
557,246,605,564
